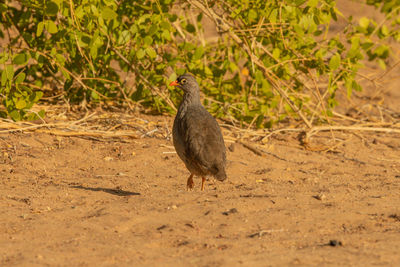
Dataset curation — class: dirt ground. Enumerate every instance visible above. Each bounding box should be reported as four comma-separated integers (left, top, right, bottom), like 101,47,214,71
1,116,400,266
2,1,400,267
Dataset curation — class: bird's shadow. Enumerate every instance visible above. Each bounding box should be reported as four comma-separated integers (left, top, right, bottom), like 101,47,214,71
70,185,140,196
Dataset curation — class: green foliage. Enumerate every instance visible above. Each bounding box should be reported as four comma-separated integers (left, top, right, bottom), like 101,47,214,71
0,0,399,126
350,0,400,68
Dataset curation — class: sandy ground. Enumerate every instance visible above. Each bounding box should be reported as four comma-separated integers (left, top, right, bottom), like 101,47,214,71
1,118,400,266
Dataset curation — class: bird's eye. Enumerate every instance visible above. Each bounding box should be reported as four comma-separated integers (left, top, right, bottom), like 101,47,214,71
180,78,187,84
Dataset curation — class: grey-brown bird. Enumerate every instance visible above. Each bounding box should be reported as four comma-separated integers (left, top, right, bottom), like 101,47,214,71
169,74,227,191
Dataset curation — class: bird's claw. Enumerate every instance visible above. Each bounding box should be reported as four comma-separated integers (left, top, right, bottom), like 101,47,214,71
187,180,194,191
187,175,194,191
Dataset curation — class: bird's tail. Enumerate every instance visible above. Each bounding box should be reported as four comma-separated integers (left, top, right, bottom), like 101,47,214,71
215,169,227,181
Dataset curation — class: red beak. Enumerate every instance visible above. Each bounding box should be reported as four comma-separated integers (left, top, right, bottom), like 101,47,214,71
169,80,179,86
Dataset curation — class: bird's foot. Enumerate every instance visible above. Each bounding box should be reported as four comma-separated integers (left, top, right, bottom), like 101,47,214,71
187,174,194,191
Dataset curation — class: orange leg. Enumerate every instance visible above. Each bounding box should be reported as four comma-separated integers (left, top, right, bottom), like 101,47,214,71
187,174,194,191
201,177,206,191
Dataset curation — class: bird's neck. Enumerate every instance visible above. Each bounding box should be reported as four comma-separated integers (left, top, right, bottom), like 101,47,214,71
178,91,201,115
182,91,201,107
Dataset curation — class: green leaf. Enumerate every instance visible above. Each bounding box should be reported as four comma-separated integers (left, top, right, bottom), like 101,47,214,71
329,54,340,71
255,70,263,84
1,70,7,86
176,68,186,75
102,7,117,20
143,36,153,46
193,46,204,60
204,67,212,77
90,46,98,59
36,54,45,67
38,110,45,118
61,69,70,79
380,25,389,36
50,47,57,56
5,65,14,80
169,72,177,83
91,90,99,99
375,45,389,58
315,48,326,60
272,48,280,59
90,5,99,16
352,80,362,92
256,114,264,129
359,17,369,28
148,25,158,36
64,79,72,91
186,24,195,33
118,30,130,45
136,49,146,59
46,20,58,34
13,52,30,65
0,3,7,13
37,21,44,36
146,47,157,59
15,72,26,84
9,110,22,121
15,99,27,109
55,54,65,65
295,0,307,5
361,40,374,50
229,61,238,72
248,9,257,20
161,30,171,40
103,0,115,6
75,6,84,19
45,1,59,15
79,34,91,47
378,59,386,70
350,36,360,50
308,0,318,7
0,52,8,64
160,21,170,30
182,43,195,51
33,91,44,102
345,77,353,98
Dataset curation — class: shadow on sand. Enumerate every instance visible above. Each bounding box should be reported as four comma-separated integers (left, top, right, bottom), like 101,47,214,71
70,185,140,196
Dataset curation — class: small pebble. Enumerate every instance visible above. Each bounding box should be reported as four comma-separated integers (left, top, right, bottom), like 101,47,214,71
222,208,238,216
228,143,235,152
157,225,168,231
329,240,343,246
313,194,326,201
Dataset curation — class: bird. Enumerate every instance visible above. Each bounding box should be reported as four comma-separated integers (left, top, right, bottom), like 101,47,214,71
169,73,227,191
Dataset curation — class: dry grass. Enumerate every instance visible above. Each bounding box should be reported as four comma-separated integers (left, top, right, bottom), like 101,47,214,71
1,101,399,159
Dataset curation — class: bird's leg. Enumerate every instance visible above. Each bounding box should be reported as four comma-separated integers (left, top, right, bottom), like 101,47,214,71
187,174,194,191
201,177,206,191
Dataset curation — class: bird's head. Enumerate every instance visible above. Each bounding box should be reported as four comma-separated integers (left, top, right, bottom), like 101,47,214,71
169,73,199,94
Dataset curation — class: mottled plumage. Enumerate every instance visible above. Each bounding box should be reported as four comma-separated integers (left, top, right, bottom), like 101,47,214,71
170,74,226,190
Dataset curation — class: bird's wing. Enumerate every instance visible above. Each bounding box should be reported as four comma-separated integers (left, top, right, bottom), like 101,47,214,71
180,107,226,174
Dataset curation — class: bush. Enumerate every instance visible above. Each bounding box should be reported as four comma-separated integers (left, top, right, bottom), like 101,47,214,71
0,0,399,127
